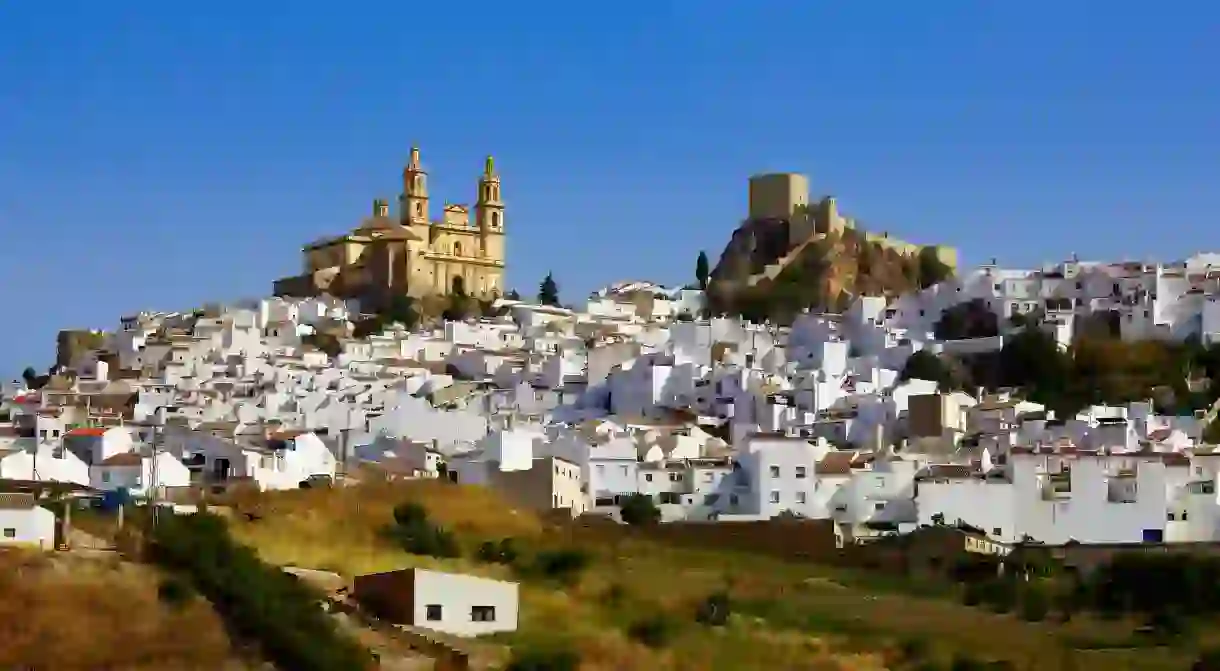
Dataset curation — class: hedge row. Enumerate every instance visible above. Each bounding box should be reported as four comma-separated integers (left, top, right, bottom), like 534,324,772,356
150,512,375,671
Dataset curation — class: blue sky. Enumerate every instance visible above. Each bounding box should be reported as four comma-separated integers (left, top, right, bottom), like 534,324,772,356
1,2,1217,375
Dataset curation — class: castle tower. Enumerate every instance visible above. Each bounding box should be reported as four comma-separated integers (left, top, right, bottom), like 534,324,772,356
400,146,429,226
476,155,505,240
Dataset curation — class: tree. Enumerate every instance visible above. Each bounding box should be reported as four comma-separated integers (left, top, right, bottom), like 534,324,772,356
695,251,710,290
917,247,953,289
21,367,37,386
506,289,522,301
619,493,661,526
538,272,560,306
382,294,418,329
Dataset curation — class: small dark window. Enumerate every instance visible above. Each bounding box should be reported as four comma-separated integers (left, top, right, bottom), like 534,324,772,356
993,527,1002,536
426,604,443,621
1167,512,1175,521
471,605,496,622
3,528,15,538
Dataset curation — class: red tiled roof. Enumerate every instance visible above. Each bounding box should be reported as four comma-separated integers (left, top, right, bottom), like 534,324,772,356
66,427,107,437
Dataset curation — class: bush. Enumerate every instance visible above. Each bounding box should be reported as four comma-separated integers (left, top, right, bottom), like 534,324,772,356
978,579,1016,613
477,538,519,565
619,493,661,526
1193,647,1220,671
695,591,731,626
961,581,984,607
505,645,581,671
385,502,461,558
627,614,677,648
1019,584,1050,622
150,512,374,671
527,548,591,585
156,576,193,608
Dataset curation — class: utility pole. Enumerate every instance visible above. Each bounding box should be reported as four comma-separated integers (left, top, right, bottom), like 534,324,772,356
149,405,166,532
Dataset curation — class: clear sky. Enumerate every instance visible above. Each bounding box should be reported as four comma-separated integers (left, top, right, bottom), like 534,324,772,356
1,2,1216,376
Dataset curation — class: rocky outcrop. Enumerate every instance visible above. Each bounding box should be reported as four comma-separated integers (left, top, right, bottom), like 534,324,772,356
707,219,927,323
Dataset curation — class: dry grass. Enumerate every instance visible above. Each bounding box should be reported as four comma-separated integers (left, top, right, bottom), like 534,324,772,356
221,481,1204,670
0,549,254,671
224,482,889,670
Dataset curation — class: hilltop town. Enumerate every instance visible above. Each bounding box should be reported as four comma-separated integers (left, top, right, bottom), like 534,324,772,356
7,155,1220,670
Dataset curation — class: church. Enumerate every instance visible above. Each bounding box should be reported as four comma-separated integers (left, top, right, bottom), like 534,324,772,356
273,147,507,306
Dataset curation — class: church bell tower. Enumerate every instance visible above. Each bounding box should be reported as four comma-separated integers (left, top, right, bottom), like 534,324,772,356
400,146,429,226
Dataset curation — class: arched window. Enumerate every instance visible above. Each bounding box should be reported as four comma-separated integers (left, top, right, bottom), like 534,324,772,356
491,211,501,228
451,275,465,296
454,242,462,257
414,202,423,217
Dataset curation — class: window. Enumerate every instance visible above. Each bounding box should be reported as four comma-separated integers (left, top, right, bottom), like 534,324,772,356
101,472,111,483
992,527,1002,536
729,494,739,506
1183,512,1190,521
769,465,780,478
471,606,496,622
426,604,443,621
769,491,780,504
619,465,629,476
1167,512,1175,521
703,471,714,483
795,491,806,504
795,466,807,479
596,464,605,475
668,472,683,482
3,528,14,538
875,502,885,511
645,473,653,482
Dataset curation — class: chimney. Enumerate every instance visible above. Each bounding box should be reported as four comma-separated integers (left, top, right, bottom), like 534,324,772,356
373,199,389,218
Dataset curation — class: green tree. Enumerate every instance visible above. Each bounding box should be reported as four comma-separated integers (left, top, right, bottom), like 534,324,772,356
382,294,418,328
917,247,953,289
619,493,661,526
695,251,710,290
21,367,37,387
538,272,560,306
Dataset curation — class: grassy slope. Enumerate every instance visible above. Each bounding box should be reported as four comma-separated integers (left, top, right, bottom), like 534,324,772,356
0,550,255,671
225,481,1193,671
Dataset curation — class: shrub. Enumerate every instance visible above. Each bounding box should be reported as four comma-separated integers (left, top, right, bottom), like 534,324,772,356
627,614,677,649
527,548,591,585
385,502,461,558
1018,584,1050,622
477,537,519,565
156,576,193,608
961,581,983,607
695,591,731,626
505,645,580,671
149,512,374,671
1193,647,1220,671
619,493,661,526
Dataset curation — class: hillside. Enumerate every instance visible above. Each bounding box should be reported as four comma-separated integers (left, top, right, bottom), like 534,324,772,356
707,221,951,323
0,550,256,671
220,480,1193,671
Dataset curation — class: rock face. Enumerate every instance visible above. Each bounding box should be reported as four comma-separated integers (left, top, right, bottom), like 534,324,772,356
706,218,925,324
56,329,107,370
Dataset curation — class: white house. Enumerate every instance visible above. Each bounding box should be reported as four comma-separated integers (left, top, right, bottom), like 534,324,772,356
353,568,519,637
0,493,56,550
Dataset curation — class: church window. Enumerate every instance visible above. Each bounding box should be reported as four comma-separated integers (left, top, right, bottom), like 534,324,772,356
415,202,423,217
492,211,501,228
454,242,462,257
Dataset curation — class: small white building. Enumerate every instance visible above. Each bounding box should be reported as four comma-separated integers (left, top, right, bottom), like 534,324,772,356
0,493,56,550
353,568,519,637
